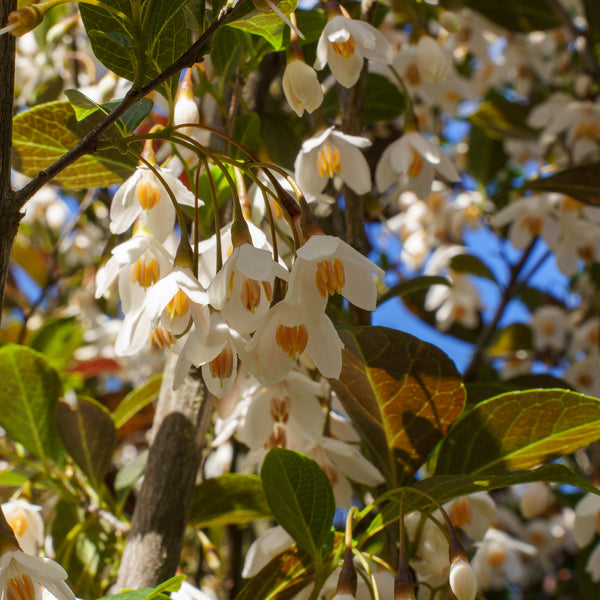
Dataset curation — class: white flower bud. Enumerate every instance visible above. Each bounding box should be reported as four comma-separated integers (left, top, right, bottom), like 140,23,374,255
519,482,551,519
449,558,478,600
282,59,324,117
416,36,452,82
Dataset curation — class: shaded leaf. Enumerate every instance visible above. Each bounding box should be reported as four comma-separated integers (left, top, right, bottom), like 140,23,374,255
261,449,335,561
113,374,162,429
434,389,600,475
469,98,539,139
467,124,508,185
524,162,600,206
56,396,117,487
330,326,465,486
189,474,272,527
12,101,136,189
0,345,65,466
378,276,450,306
487,323,533,357
115,449,148,509
449,253,496,281
232,112,261,160
362,464,599,540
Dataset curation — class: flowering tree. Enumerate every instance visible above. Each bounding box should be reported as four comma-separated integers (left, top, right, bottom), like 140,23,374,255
2,0,600,599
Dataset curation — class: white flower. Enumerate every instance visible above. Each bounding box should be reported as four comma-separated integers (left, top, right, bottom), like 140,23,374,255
282,60,324,117
1,502,44,557
564,353,600,396
529,305,569,352
444,493,496,542
0,550,76,600
375,132,460,199
242,526,294,578
286,235,383,317
416,36,452,83
295,127,371,197
519,482,552,519
424,275,482,331
314,16,392,88
208,243,289,334
448,559,477,600
110,167,199,242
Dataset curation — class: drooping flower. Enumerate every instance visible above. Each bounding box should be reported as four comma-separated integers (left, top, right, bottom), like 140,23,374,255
0,550,76,600
375,131,460,199
294,127,371,197
314,16,392,88
282,59,324,117
416,35,452,83
1,502,44,557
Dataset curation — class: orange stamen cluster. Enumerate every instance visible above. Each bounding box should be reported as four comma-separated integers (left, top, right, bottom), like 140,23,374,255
315,258,345,298
130,257,160,288
276,324,308,358
520,214,542,236
240,278,262,313
149,325,176,349
270,397,291,424
408,150,425,179
136,175,161,211
449,498,473,529
165,289,190,321
209,348,235,384
331,35,356,58
7,574,36,600
317,145,341,179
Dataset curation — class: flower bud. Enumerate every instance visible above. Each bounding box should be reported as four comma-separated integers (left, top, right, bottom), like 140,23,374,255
449,558,478,600
282,59,324,117
416,36,452,83
519,482,552,519
174,68,200,138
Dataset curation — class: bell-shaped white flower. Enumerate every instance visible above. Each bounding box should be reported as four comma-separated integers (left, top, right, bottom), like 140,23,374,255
110,167,199,242
1,501,44,557
416,35,452,83
286,234,383,316
208,242,289,334
314,15,392,88
282,59,324,117
0,550,76,600
375,131,460,199
295,127,371,197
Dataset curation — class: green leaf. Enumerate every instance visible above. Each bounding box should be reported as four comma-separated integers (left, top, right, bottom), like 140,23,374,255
469,98,539,140
0,345,65,466
329,326,465,485
56,396,117,487
232,112,261,160
115,449,148,509
189,474,272,527
449,253,496,281
440,0,561,32
467,124,508,185
260,448,335,561
362,464,600,540
29,316,84,371
97,575,184,600
113,374,162,429
434,389,600,475
294,8,327,45
12,101,136,189
486,323,533,357
228,0,297,50
523,162,600,206
362,73,406,125
378,276,450,306
211,26,244,79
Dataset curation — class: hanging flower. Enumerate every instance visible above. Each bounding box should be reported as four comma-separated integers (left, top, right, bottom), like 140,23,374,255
282,59,324,117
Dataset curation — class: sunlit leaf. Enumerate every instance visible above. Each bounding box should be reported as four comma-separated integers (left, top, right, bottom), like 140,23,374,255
524,162,600,206
113,374,162,429
30,316,83,371
434,389,600,474
261,449,335,561
0,345,65,467
189,474,272,527
330,326,465,485
96,575,184,600
56,396,117,488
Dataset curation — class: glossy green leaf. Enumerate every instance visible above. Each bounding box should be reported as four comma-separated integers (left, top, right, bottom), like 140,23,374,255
329,326,465,485
56,396,117,487
97,575,184,600
228,0,297,50
378,276,450,306
189,474,272,527
0,345,65,466
434,389,600,475
261,448,335,561
12,101,136,189
29,316,83,371
113,374,162,429
362,463,599,540
523,162,600,206
449,253,496,281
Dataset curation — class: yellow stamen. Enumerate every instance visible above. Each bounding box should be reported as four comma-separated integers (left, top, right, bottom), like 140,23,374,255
486,548,507,568
165,289,190,321
129,257,160,288
7,574,36,600
577,243,596,263
136,174,161,211
331,35,355,58
275,324,308,358
209,348,234,385
317,145,341,179
315,258,345,298
270,397,291,424
449,498,472,529
240,278,262,313
520,215,542,236
408,150,424,179
262,281,273,303
8,514,29,537
149,325,176,349
404,63,421,87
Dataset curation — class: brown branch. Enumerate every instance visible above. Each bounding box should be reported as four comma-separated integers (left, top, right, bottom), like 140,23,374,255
116,354,214,589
